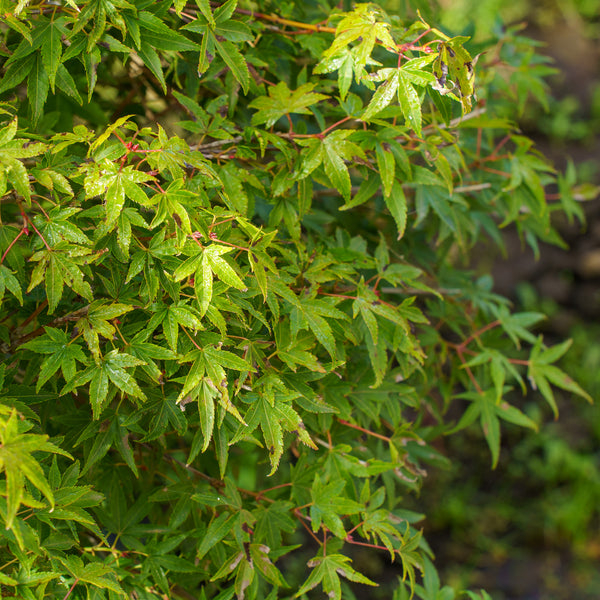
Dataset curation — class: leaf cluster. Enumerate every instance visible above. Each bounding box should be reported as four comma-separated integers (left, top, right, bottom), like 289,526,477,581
0,1,591,599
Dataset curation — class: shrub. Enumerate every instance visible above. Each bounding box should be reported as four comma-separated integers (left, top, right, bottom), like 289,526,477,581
0,1,591,599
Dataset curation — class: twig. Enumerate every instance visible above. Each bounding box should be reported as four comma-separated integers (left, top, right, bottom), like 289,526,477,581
190,136,243,152
426,107,488,131
62,579,79,600
454,183,492,193
234,8,336,34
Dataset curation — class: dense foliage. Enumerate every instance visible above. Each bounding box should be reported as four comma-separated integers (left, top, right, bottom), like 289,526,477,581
0,1,592,599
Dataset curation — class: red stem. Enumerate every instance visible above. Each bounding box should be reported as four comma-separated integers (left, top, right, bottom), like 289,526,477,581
489,134,511,159
345,538,390,552
459,319,501,350
28,219,51,251
256,482,292,499
481,166,511,178
0,228,26,265
294,508,322,545
456,347,484,394
509,358,530,366
182,326,202,350
320,115,352,137
338,419,391,443
62,579,79,600
210,237,250,252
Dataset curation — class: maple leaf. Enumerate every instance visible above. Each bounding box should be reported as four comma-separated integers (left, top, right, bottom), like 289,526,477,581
21,327,88,391
0,265,23,306
174,243,247,316
323,3,397,74
290,298,349,359
249,82,328,128
0,118,46,204
231,395,317,475
75,301,134,360
177,343,252,426
61,350,147,418
146,300,204,354
310,476,363,538
296,130,366,202
0,408,73,531
56,556,124,595
362,56,436,136
181,0,253,92
83,159,155,227
432,36,477,114
27,242,95,314
296,553,377,600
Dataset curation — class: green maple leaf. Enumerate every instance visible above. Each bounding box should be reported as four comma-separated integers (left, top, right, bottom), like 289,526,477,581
254,501,296,549
250,543,288,587
116,207,149,258
249,82,329,128
0,118,47,204
290,298,348,359
177,344,251,424
310,476,363,538
395,529,425,590
232,396,317,475
1,17,69,122
296,130,365,202
359,507,398,558
277,347,326,373
72,0,135,51
527,337,593,417
28,54,50,125
143,395,187,444
61,350,147,418
146,301,204,354
56,556,124,595
39,16,67,93
0,265,23,306
0,408,73,531
77,416,139,476
314,48,356,101
196,511,237,559
83,160,155,227
182,0,253,92
323,3,397,71
452,388,540,469
20,327,88,390
137,10,199,53
126,330,177,382
148,181,198,236
185,379,219,459
362,56,436,136
27,243,95,314
296,553,376,600
34,207,90,246
174,243,247,316
353,294,379,345
242,396,284,475
76,301,134,360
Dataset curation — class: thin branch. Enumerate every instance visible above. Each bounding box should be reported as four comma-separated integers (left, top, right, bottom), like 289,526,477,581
0,228,27,265
426,106,488,131
234,8,336,33
190,136,243,152
454,182,492,193
62,579,79,600
338,419,391,443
